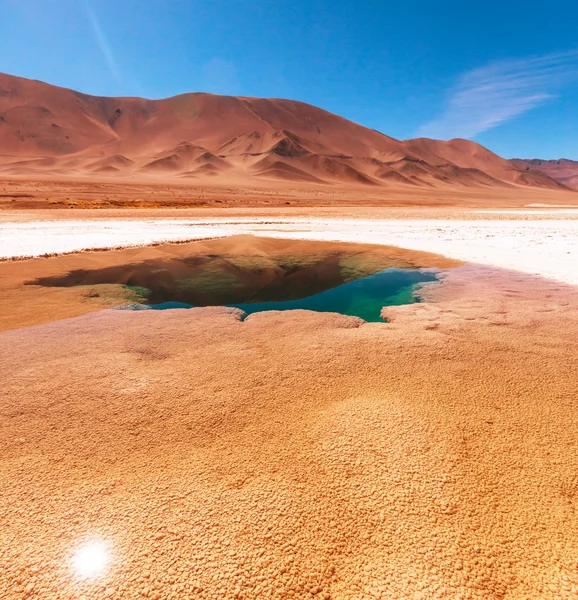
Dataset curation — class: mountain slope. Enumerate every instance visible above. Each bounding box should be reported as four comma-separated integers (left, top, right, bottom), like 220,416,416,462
404,138,570,190
0,72,569,190
512,158,578,190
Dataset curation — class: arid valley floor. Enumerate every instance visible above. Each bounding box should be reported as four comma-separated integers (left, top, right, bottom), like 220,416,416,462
1,179,578,600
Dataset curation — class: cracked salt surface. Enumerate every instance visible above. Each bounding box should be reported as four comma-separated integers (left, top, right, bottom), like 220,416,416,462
1,217,577,286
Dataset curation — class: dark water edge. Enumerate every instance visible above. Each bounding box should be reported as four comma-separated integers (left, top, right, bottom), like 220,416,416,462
28,247,442,322
124,267,439,322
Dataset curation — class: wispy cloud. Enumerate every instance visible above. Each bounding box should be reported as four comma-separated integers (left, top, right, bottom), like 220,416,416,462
84,1,122,85
416,51,578,139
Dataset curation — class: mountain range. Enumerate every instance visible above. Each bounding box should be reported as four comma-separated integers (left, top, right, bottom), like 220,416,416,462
0,72,573,191
512,159,578,191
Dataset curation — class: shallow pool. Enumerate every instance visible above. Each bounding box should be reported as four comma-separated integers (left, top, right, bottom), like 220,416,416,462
29,246,441,322
134,267,437,322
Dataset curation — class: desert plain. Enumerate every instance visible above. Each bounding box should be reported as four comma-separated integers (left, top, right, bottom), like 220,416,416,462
1,72,578,600
1,179,578,600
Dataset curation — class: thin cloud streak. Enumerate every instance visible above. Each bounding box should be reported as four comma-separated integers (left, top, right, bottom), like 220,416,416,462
84,1,122,85
417,51,578,140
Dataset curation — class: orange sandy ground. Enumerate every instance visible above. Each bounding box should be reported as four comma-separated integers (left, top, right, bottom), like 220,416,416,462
1,176,578,211
1,234,578,599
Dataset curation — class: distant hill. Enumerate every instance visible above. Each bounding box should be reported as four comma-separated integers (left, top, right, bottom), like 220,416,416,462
0,71,570,191
512,158,578,190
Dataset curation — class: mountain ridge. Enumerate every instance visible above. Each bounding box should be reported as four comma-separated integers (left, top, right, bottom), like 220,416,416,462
512,158,578,190
0,71,570,191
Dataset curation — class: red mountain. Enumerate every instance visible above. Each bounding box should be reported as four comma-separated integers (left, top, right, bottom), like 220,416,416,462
0,72,569,190
512,158,578,190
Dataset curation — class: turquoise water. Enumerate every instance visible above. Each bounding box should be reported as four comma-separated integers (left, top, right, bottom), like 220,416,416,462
142,268,438,322
29,247,442,322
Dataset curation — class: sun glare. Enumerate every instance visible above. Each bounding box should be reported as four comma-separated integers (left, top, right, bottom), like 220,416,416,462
71,541,109,578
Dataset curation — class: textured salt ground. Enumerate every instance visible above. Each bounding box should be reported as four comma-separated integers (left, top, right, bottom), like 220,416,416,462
2,215,577,286
1,265,578,599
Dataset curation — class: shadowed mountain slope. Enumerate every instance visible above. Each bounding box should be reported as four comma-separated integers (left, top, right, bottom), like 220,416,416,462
512,158,578,190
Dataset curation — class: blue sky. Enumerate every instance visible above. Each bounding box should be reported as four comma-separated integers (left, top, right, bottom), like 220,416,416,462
2,0,578,159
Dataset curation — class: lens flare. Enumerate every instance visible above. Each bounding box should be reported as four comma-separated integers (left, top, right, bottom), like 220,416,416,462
71,541,109,578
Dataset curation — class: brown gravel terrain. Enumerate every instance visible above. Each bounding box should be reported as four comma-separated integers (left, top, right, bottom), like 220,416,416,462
1,252,578,599
1,177,578,210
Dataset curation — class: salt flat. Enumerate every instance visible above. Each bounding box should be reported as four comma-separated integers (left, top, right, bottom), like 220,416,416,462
2,215,578,286
3,253,578,600
2,210,578,599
